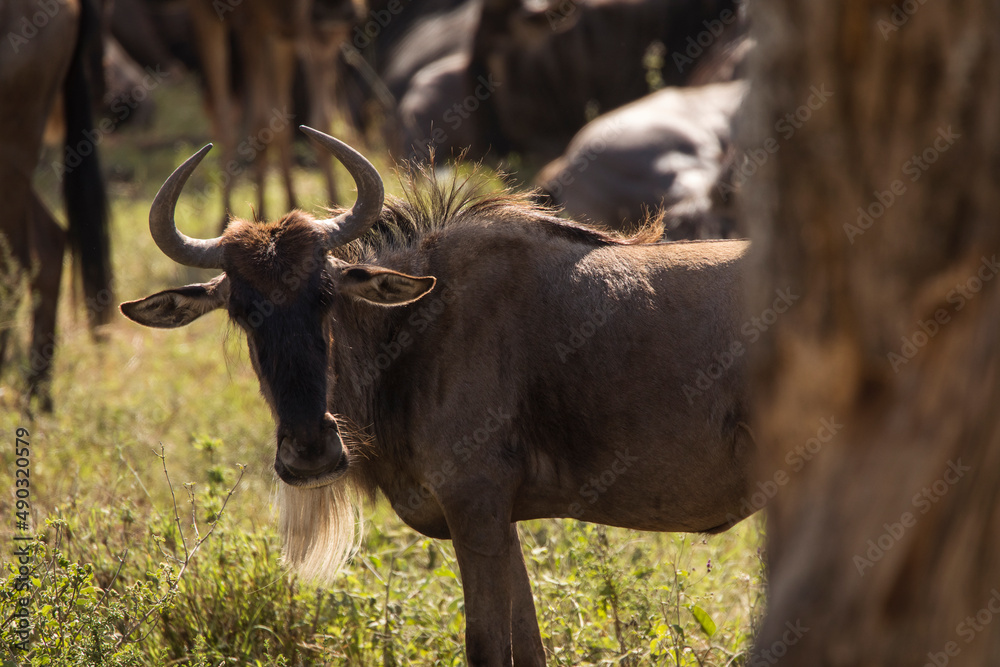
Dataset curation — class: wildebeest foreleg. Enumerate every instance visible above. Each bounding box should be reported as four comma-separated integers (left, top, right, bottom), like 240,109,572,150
240,17,298,220
445,487,517,666
508,525,546,665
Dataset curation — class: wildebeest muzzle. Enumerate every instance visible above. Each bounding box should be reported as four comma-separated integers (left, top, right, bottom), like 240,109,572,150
275,412,348,487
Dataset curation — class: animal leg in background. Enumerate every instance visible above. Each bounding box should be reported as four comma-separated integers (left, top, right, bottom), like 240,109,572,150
238,10,298,220
0,171,32,388
26,194,66,410
272,36,297,214
0,171,65,409
187,0,238,227
300,21,348,205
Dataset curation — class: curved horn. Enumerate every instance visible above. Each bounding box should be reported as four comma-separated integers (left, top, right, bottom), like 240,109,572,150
301,126,385,247
149,144,224,269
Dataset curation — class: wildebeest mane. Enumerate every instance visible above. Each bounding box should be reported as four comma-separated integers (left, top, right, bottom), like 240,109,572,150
331,168,663,264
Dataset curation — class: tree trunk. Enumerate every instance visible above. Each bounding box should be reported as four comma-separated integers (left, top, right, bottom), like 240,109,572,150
741,0,1000,664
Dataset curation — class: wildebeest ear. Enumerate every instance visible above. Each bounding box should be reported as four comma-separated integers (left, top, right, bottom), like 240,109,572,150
339,265,436,306
120,274,229,328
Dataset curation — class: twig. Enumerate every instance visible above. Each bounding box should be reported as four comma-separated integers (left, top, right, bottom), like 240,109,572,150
156,446,190,563
117,445,165,523
187,483,201,543
90,548,129,613
113,455,246,651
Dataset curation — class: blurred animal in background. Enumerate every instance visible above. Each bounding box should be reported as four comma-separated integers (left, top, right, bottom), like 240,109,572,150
184,0,359,224
0,0,113,410
342,0,749,172
467,0,746,164
100,36,162,130
393,50,483,163
536,80,748,239
337,0,482,162
107,0,198,75
381,0,485,163
95,0,752,237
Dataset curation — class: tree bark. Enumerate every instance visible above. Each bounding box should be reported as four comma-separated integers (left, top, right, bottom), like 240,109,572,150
741,0,1000,664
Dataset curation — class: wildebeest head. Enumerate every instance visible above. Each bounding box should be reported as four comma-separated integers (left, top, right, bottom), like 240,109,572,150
121,128,436,488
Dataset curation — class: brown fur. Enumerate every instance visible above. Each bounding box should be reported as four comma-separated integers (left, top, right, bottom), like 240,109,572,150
219,175,665,296
338,171,666,265
222,212,328,299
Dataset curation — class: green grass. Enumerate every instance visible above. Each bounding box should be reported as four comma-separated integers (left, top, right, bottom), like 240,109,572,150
0,77,764,666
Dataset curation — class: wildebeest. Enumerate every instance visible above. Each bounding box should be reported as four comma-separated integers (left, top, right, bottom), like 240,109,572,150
120,128,755,665
536,81,748,238
0,0,112,410
469,0,745,163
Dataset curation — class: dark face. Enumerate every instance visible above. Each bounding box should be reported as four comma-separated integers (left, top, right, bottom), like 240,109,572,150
120,218,437,488
228,262,348,488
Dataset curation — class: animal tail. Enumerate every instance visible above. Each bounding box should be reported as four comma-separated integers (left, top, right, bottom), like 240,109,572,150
63,0,113,327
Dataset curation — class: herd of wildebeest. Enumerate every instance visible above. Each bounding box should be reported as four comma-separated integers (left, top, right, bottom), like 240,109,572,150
3,0,761,663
